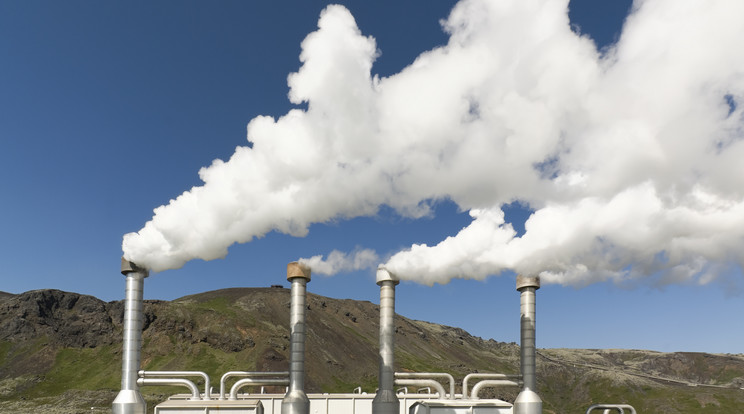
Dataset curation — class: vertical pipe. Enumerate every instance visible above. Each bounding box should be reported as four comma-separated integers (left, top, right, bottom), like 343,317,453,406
514,275,542,414
282,262,311,414
112,258,149,414
373,268,400,414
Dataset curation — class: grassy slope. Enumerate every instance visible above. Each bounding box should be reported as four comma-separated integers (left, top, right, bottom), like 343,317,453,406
1,288,743,413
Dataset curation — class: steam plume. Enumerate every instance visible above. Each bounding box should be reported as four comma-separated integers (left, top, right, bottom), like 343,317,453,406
123,0,744,287
300,249,380,276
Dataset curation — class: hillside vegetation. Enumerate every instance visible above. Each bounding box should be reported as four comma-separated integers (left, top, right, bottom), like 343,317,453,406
1,288,743,413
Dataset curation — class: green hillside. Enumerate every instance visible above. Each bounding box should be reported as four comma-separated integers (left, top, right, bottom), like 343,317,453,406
1,288,743,413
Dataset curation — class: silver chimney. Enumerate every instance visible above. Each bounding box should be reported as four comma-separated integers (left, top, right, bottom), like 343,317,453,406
372,268,400,414
282,262,311,414
112,258,149,414
514,275,542,414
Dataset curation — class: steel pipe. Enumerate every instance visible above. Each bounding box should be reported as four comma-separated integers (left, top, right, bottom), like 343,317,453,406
112,258,149,414
394,379,446,398
220,371,289,400
586,404,637,414
470,380,520,399
395,372,454,399
463,373,520,398
139,370,211,400
230,378,291,400
282,261,311,414
137,378,201,401
373,268,400,414
514,275,542,414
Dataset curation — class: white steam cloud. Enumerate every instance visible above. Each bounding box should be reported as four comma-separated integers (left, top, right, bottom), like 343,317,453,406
299,249,380,276
123,0,744,288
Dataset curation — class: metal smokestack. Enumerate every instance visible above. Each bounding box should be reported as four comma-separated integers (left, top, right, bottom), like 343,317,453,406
514,275,542,414
372,268,400,414
282,262,311,414
112,258,149,414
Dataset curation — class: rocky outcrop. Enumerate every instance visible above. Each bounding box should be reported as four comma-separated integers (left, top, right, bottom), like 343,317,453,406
0,290,116,348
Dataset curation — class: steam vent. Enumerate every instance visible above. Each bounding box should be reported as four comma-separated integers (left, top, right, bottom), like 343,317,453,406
112,258,149,414
110,259,642,414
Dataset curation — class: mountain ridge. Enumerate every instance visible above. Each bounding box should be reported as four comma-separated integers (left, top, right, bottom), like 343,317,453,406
1,288,743,413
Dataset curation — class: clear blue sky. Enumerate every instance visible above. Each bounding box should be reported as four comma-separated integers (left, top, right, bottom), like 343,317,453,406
1,0,742,354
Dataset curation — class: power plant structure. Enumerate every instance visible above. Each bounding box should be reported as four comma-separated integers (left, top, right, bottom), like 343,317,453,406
112,259,636,414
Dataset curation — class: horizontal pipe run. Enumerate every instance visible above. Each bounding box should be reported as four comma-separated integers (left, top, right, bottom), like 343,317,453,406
462,373,521,398
394,379,446,398
471,380,521,400
230,378,291,400
219,371,289,400
395,372,454,399
136,378,200,401
139,370,211,400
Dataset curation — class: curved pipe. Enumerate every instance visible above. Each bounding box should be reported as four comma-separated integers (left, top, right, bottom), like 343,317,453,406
229,378,290,400
470,380,520,399
139,370,211,400
393,379,446,398
395,372,454,399
136,378,200,401
219,371,289,400
463,373,520,398
586,404,637,414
